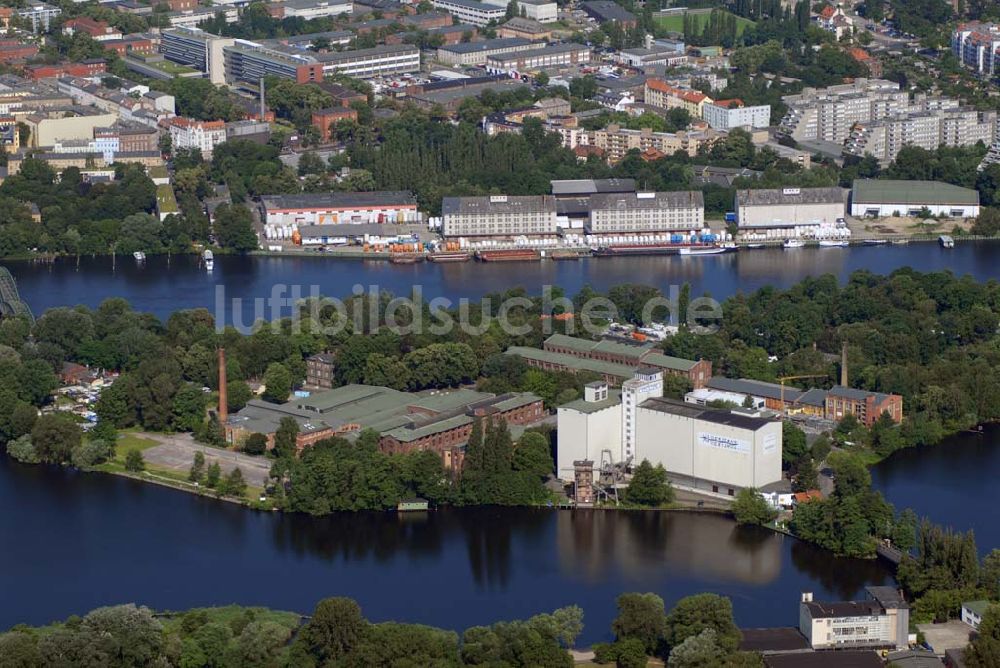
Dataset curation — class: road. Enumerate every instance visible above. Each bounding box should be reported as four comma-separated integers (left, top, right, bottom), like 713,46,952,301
137,432,272,488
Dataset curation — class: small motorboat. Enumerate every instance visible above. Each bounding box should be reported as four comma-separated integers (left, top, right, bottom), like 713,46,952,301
133,251,146,262
203,249,214,271
783,239,805,249
818,240,849,248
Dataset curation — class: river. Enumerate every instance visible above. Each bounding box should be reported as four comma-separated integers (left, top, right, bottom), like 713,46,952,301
0,456,891,638
5,242,1000,324
3,245,999,635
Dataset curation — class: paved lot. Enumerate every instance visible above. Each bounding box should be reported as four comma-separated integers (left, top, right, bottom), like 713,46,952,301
137,432,271,488
918,620,972,656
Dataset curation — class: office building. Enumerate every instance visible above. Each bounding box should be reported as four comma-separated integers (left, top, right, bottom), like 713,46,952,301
431,0,505,26
702,99,771,130
224,39,324,84
779,79,908,143
489,0,556,22
261,191,421,227
799,587,909,651
436,38,534,66
484,43,591,73
952,22,1000,76
167,6,238,27
311,44,419,77
586,191,704,234
851,179,980,218
161,27,235,85
165,117,227,157
735,187,845,231
441,195,558,237
269,0,353,19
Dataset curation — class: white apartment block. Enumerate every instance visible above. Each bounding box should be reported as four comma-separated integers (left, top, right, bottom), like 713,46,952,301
18,2,61,33
845,106,996,163
432,0,506,26
278,0,353,18
702,100,771,130
779,78,909,143
952,23,1000,76
441,195,557,237
166,118,227,156
587,191,704,234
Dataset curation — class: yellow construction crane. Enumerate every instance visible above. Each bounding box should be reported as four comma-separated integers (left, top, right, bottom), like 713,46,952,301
777,374,827,416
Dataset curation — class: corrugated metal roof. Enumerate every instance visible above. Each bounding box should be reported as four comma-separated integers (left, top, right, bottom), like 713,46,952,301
851,179,979,206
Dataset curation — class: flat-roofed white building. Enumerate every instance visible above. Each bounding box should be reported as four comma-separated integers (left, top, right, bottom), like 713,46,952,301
441,195,558,237
634,397,782,495
556,382,622,480
799,588,910,651
587,190,704,234
436,37,534,66
702,99,771,130
432,0,506,26
735,187,844,230
485,43,591,73
851,179,980,218
261,191,421,228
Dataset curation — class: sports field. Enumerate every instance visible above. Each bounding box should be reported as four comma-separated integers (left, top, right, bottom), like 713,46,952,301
655,9,755,36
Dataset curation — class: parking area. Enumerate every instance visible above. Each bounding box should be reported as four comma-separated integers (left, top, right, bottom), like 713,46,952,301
137,432,272,488
918,620,972,656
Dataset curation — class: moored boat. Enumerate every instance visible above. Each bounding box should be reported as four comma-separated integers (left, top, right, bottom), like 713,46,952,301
133,251,146,261
939,235,955,248
427,251,471,263
863,239,888,245
783,239,805,249
678,246,729,256
476,249,541,262
390,254,424,264
203,249,214,271
818,239,849,248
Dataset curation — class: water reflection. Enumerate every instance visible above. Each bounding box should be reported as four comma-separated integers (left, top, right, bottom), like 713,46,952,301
788,540,891,600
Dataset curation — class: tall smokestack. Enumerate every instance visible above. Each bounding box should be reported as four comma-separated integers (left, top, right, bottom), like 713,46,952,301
840,342,848,387
259,77,265,120
218,347,228,425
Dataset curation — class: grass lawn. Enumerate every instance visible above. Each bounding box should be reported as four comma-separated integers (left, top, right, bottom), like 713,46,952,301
158,605,301,633
655,9,755,36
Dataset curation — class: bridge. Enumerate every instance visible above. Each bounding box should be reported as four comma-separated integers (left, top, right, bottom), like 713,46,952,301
0,266,33,325
876,541,905,565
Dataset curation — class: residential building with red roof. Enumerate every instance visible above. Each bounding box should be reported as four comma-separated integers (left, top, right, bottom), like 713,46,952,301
644,79,713,116
164,117,227,156
62,17,123,42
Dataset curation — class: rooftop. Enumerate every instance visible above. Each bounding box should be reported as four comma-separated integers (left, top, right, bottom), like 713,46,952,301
737,187,844,207
442,195,555,216
438,37,531,54
827,385,895,404
763,651,883,668
802,599,883,619
707,377,803,402
588,190,704,211
505,346,637,380
851,179,979,206
963,600,993,617
261,190,417,210
550,178,636,196
638,397,777,430
559,388,622,414
738,627,810,653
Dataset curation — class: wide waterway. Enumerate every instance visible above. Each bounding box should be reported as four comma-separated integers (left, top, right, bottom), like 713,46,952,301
6,242,1000,324
0,455,892,638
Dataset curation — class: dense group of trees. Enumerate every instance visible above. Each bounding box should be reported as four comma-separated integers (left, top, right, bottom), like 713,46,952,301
0,592,771,667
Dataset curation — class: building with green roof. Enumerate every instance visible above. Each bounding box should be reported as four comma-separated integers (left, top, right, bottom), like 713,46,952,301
850,179,980,218
540,334,710,388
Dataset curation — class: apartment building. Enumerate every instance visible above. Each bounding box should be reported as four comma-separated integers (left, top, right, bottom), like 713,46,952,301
644,79,713,116
555,123,726,163
441,195,558,237
701,99,771,130
17,2,61,33
63,17,122,42
845,106,996,163
952,22,1000,75
167,6,238,27
161,27,235,85
268,0,353,19
431,0,505,26
779,78,909,143
485,43,591,73
587,191,704,234
436,38,534,66
165,117,227,156
485,0,557,22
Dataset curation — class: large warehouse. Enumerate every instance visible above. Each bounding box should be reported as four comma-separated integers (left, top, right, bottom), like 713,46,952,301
556,371,783,496
850,179,980,218
735,187,844,230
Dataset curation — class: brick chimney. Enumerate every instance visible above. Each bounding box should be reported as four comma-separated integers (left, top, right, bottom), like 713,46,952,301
218,347,227,424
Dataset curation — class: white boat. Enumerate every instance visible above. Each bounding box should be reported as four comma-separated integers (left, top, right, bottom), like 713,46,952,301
783,239,805,249
203,249,214,271
745,243,764,249
890,238,910,245
679,246,727,256
133,251,146,261
863,239,888,245
939,235,955,248
818,240,849,248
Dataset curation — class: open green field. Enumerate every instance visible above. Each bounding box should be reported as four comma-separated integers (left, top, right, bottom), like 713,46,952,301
655,9,755,36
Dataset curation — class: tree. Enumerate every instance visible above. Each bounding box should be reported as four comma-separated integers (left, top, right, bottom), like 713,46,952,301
243,432,268,456
981,549,1000,600
0,631,41,668
512,431,552,479
612,592,666,654
226,380,252,412
124,448,145,473
79,604,164,667
731,488,778,526
220,467,247,498
781,421,808,468
30,413,82,464
262,362,292,403
668,628,726,667
213,204,258,252
625,460,675,507
6,435,39,464
273,417,299,459
664,594,741,653
298,597,368,664
189,450,205,482
72,439,114,469
206,461,222,488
